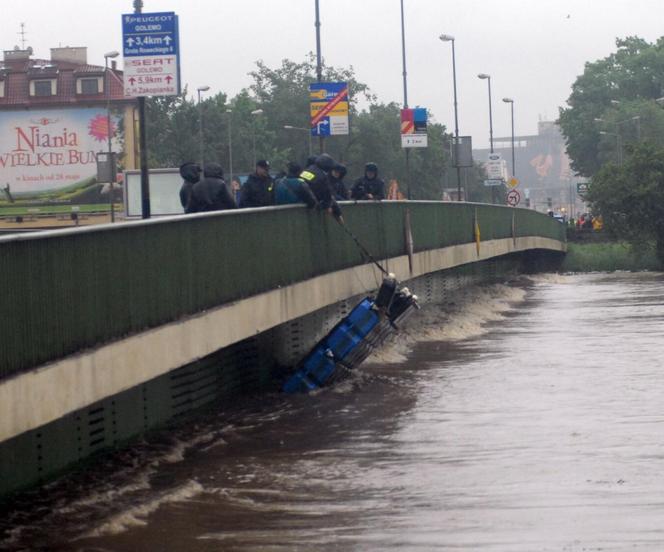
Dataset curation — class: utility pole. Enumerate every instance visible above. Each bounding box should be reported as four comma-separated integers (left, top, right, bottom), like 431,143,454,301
315,0,324,154
134,0,150,219
400,0,411,199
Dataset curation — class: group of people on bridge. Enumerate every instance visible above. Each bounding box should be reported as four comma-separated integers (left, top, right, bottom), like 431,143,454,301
179,154,386,220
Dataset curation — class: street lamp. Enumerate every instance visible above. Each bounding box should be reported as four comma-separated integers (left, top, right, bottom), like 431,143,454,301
478,73,496,204
599,130,622,164
284,125,313,157
197,85,210,167
104,50,119,222
226,109,234,187
502,98,515,179
251,109,264,168
477,73,494,153
439,34,462,201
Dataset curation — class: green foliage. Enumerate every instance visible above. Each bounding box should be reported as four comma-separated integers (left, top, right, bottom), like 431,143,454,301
559,36,664,177
586,143,664,265
145,56,492,199
561,241,660,272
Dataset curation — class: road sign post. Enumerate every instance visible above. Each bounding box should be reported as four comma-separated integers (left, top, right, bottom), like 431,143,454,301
310,83,350,141
122,10,181,219
401,107,428,148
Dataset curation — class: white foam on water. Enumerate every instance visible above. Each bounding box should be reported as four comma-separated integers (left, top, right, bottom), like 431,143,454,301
369,283,529,364
79,480,204,539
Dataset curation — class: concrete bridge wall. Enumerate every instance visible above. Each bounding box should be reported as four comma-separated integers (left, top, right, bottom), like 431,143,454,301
0,202,565,498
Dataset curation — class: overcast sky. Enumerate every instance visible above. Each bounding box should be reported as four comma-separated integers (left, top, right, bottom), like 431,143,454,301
5,0,664,147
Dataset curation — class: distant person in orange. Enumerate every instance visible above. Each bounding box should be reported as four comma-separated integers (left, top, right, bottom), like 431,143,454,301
592,215,604,231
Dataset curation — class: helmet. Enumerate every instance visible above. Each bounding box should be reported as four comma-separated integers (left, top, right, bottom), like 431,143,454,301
365,162,378,173
287,161,302,177
315,153,336,172
333,163,347,178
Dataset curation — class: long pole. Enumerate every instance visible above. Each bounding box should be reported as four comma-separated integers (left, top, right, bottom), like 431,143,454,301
486,76,495,204
134,0,150,219
227,111,233,185
315,0,324,154
198,90,204,167
400,0,411,199
510,101,515,177
450,39,461,201
487,77,494,154
105,57,115,222
252,122,256,168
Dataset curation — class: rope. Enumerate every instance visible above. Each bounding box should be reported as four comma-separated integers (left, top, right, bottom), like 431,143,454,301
337,219,390,277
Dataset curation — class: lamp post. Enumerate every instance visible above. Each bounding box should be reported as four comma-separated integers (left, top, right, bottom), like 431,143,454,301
284,125,313,157
439,34,462,201
478,73,495,203
226,109,234,186
599,130,622,164
314,0,324,154
251,109,264,168
478,73,494,153
197,85,210,167
104,50,119,222
502,97,515,178
400,0,411,199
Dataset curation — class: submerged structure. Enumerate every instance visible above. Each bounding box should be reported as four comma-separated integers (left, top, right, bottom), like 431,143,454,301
284,276,419,393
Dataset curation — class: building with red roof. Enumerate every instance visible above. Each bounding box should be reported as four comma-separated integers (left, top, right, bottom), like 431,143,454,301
0,46,138,208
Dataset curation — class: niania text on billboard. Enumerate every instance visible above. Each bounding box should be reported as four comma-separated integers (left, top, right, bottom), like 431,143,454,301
0,108,121,194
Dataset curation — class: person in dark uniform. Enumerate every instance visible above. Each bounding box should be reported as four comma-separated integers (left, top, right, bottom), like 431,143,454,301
192,163,237,211
351,162,386,200
300,154,343,220
274,162,318,208
179,162,202,213
239,160,274,208
329,163,349,200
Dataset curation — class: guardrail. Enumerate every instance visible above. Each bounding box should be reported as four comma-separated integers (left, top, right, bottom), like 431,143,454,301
0,201,565,380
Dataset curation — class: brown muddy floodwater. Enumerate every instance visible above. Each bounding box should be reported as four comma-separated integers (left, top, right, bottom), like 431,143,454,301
1,272,664,551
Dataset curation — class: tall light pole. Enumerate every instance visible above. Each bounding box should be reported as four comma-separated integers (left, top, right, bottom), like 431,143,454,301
439,34,462,201
197,85,210,168
314,0,324,154
251,108,264,168
284,125,313,157
400,0,411,199
599,130,622,164
226,109,234,186
502,97,515,178
104,50,119,222
478,73,494,153
478,73,495,204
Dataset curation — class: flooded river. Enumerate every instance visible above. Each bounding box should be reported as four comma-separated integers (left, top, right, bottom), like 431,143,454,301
2,272,663,551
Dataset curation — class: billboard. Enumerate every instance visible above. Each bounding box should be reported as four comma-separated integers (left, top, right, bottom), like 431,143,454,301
0,107,121,198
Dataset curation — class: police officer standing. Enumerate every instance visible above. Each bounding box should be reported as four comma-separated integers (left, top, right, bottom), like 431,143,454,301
300,154,343,220
239,160,274,208
351,162,386,200
329,163,349,200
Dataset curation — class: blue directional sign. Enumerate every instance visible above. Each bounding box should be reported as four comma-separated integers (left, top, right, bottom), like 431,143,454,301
310,82,350,136
122,12,179,57
121,12,181,97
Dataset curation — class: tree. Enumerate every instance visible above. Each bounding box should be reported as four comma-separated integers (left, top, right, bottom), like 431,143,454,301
559,36,664,177
146,55,455,199
587,143,664,265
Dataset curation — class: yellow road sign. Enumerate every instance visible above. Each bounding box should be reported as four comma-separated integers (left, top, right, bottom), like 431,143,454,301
508,177,519,188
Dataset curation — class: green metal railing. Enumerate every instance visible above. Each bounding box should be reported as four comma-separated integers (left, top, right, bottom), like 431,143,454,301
0,202,564,380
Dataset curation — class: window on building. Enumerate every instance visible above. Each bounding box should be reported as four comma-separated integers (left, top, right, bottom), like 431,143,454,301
0,81,4,98
80,78,100,95
33,80,54,97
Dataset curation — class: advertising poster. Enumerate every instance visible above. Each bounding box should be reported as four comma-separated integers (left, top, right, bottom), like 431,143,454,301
0,107,121,210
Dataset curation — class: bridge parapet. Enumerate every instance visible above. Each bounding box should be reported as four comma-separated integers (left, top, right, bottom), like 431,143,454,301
0,201,565,382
